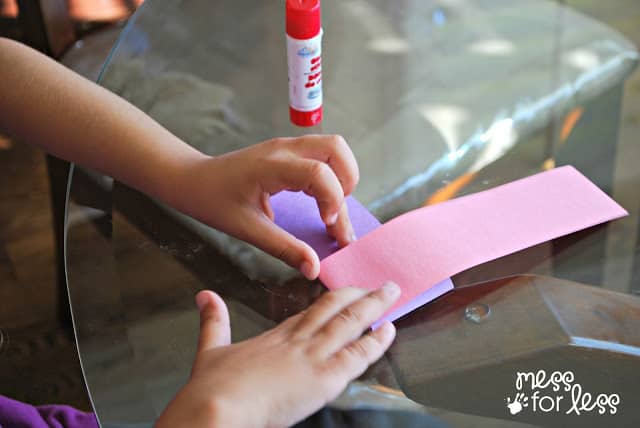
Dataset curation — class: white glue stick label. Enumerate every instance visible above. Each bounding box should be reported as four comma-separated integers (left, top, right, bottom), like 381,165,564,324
287,30,323,112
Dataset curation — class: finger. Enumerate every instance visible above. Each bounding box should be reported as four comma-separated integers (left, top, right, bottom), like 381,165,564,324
265,157,345,226
312,282,400,358
241,209,321,279
328,321,396,380
195,290,231,352
326,202,355,247
293,287,370,338
288,135,360,196
260,192,275,221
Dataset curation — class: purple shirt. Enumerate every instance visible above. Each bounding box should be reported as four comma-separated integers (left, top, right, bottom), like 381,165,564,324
0,395,98,428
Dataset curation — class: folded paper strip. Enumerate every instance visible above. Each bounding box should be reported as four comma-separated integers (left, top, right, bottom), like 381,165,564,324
271,190,455,327
273,166,627,324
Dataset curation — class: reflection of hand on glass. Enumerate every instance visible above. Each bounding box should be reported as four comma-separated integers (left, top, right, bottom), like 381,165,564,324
0,37,357,280
156,284,399,428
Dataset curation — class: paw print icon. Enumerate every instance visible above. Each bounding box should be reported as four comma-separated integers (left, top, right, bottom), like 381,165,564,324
506,393,529,415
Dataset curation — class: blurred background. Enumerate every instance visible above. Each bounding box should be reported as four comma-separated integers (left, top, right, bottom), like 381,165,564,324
0,0,144,411
0,0,638,414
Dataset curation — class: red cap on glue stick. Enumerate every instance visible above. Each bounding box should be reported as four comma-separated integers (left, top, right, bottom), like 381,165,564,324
286,0,323,127
286,0,321,39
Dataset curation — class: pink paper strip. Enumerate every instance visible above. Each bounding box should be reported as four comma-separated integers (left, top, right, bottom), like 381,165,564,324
271,191,455,323
320,166,628,319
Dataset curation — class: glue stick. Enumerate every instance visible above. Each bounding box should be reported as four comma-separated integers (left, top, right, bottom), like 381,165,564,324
286,0,323,127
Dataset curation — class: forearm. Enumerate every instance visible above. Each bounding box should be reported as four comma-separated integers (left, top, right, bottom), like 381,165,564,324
0,37,205,208
0,38,359,275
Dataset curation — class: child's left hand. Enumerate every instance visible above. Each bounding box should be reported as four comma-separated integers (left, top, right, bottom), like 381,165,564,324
173,135,359,280
156,285,399,428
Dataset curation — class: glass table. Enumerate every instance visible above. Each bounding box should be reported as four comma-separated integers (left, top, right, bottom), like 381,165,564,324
65,0,640,426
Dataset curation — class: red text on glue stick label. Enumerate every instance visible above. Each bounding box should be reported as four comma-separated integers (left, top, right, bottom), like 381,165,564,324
287,30,323,113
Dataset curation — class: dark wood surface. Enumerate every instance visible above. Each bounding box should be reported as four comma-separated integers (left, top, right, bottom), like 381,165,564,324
0,138,91,410
0,0,131,410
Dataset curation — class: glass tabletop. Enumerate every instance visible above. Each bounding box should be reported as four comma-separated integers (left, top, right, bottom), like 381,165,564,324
65,0,640,426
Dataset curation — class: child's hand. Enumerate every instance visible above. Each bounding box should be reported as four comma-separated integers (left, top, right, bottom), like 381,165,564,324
155,284,399,428
178,135,359,279
0,41,355,281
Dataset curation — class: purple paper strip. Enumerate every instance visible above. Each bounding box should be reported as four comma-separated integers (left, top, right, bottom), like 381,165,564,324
271,191,381,260
271,191,453,323
371,278,453,329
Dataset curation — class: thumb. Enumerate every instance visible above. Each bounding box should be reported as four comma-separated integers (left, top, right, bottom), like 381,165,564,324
195,290,231,352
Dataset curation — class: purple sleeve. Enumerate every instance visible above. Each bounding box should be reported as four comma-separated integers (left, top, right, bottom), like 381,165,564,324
0,395,98,428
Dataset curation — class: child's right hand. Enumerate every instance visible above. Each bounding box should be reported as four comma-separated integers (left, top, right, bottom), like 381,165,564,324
155,283,400,428
0,40,355,280
172,135,359,280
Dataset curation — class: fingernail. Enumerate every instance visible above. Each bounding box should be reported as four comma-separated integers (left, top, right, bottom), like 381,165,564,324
382,282,400,298
195,292,209,311
350,231,357,242
300,261,315,280
380,321,396,337
325,212,338,226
